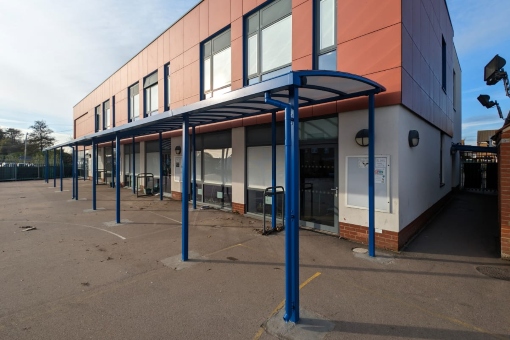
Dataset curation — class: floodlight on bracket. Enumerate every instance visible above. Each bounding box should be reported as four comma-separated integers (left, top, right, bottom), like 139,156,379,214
484,54,510,97
478,94,510,125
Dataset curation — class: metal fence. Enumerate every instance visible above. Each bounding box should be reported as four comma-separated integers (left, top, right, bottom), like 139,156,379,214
0,164,73,182
460,151,498,192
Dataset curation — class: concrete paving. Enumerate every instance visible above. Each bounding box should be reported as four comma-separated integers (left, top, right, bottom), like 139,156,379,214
0,179,508,339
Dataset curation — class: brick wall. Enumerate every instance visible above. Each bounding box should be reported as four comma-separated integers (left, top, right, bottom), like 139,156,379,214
339,191,453,252
232,202,245,215
339,222,399,251
172,191,182,201
499,129,510,259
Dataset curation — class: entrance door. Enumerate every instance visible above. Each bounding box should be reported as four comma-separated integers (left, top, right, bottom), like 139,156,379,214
163,153,171,195
300,145,338,233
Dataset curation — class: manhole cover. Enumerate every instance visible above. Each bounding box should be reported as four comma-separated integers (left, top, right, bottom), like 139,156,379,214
476,266,510,281
352,248,368,254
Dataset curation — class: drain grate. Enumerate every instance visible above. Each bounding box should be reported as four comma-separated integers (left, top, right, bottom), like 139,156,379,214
476,266,510,281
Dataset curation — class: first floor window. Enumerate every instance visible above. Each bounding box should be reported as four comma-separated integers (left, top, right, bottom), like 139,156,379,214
165,64,171,110
203,29,231,99
246,0,292,84
103,100,110,130
144,72,158,117
94,105,101,132
129,83,140,122
316,0,337,70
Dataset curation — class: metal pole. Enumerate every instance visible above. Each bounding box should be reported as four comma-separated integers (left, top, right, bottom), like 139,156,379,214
60,147,63,191
368,93,376,257
283,103,293,322
92,139,97,210
272,111,277,230
44,151,48,183
53,149,56,187
116,134,121,223
159,132,163,201
23,133,27,165
192,126,197,209
71,148,75,198
75,145,79,200
289,86,300,323
132,136,135,194
111,141,114,187
84,146,86,181
182,114,190,261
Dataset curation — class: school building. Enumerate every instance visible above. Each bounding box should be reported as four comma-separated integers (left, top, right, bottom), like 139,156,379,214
70,0,462,251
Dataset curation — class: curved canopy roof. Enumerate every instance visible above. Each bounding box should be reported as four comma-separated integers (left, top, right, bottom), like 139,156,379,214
46,70,386,150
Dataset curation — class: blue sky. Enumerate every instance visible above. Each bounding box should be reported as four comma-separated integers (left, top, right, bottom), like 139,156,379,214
447,0,510,144
0,0,509,145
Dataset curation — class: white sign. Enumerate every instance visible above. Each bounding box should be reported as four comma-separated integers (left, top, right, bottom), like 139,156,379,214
375,157,387,168
174,156,182,182
358,158,368,168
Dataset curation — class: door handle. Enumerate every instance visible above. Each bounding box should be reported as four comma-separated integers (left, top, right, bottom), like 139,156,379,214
331,187,338,197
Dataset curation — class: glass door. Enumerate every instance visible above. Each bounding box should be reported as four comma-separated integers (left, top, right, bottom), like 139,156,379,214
300,145,338,233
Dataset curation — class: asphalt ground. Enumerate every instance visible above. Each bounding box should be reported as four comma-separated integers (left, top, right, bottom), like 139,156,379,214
0,179,508,339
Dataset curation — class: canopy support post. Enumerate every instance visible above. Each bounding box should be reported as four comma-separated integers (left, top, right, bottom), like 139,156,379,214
53,149,56,188
265,89,300,324
368,93,376,257
272,111,277,231
132,136,135,194
192,125,197,210
116,134,121,223
60,147,63,191
182,114,190,261
75,145,79,200
159,132,164,200
92,139,97,210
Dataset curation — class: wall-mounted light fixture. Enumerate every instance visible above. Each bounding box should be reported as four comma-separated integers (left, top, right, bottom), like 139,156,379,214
355,129,369,147
408,130,420,147
175,145,182,155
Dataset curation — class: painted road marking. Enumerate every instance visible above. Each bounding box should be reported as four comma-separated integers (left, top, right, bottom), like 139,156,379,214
253,272,322,340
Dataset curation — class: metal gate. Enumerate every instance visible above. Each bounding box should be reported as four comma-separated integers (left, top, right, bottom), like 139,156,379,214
457,146,498,192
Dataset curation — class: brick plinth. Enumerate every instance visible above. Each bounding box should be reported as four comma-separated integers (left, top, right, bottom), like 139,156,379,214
232,202,245,215
339,222,398,251
340,191,453,251
499,129,510,259
171,191,182,201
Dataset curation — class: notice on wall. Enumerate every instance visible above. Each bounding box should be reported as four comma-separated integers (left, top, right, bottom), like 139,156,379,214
174,156,182,182
346,155,390,212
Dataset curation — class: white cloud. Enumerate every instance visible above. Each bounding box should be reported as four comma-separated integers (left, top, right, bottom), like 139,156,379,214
0,0,198,140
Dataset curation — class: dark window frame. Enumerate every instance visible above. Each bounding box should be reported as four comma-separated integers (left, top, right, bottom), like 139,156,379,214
94,105,101,132
442,36,446,93
245,0,293,85
165,63,171,110
128,82,140,123
102,99,110,130
314,0,337,70
201,27,232,99
144,71,159,117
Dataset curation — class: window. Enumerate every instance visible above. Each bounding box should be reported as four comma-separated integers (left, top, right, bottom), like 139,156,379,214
315,0,336,70
103,100,111,130
128,83,140,122
442,36,446,92
144,71,158,117
189,131,232,208
440,133,445,187
203,29,231,99
453,69,457,110
94,105,101,132
246,0,292,84
165,64,171,110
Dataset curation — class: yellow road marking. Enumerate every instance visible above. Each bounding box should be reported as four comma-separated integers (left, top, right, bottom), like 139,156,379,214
253,272,322,340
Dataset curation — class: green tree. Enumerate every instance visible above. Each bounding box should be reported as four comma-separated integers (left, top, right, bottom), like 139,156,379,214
28,120,56,152
0,128,23,156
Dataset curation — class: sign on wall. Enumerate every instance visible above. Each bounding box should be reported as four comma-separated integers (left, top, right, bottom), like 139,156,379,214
174,156,182,182
346,155,390,212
